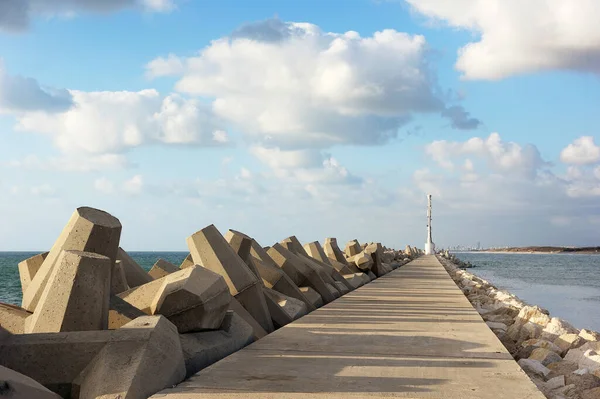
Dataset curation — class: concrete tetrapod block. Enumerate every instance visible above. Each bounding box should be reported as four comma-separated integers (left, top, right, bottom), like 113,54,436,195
299,287,324,308
249,256,316,312
328,258,357,275
0,331,110,396
365,242,388,277
117,247,154,288
26,250,112,333
119,266,231,333
333,281,350,295
225,230,263,281
344,239,362,257
179,310,254,378
151,266,231,333
281,236,310,258
342,273,367,288
281,239,352,291
228,297,267,340
352,251,374,272
245,240,316,310
279,241,345,289
118,277,164,314
17,252,48,294
0,365,61,399
0,303,31,334
324,237,349,265
0,326,9,344
149,258,179,279
112,260,130,294
187,225,274,334
71,316,186,399
22,207,122,312
303,241,333,266
108,295,146,329
263,287,308,329
180,253,194,269
326,283,341,299
306,256,354,291
267,244,336,304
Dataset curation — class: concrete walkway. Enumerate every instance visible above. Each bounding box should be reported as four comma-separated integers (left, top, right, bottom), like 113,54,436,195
153,255,545,399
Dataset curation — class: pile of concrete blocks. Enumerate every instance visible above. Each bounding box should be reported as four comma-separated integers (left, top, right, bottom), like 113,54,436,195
0,206,414,398
0,207,253,398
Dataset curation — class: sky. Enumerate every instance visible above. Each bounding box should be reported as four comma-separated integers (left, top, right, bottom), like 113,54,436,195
0,0,599,251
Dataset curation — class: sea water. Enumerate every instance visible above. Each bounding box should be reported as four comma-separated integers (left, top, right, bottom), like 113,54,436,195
454,252,600,331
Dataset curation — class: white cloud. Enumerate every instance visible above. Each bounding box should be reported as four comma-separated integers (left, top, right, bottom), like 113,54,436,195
238,167,252,180
0,0,175,32
15,90,227,155
147,18,480,150
425,133,546,179
6,153,132,172
94,177,115,194
122,175,144,196
406,0,600,79
560,136,600,165
0,60,72,113
145,54,184,79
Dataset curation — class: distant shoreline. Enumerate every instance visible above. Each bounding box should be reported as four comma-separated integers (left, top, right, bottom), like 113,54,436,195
455,246,600,255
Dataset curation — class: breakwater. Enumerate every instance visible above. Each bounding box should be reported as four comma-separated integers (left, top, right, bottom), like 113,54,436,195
439,254,600,399
0,206,416,398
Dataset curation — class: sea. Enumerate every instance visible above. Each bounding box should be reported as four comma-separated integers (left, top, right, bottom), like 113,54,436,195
453,252,600,331
0,252,188,306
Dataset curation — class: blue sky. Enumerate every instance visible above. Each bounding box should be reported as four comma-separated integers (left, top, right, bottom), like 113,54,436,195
0,0,599,251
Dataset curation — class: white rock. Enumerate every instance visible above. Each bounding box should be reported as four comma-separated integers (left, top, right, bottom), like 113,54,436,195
565,342,600,365
580,329,600,342
518,359,551,379
580,350,600,371
542,317,579,341
574,368,591,375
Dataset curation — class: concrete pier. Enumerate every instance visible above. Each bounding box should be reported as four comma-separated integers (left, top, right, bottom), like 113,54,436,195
153,255,544,399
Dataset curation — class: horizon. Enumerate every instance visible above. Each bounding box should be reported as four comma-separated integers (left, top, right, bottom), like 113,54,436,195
1,1,599,251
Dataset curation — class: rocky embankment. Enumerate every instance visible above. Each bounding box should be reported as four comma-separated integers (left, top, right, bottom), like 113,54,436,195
439,254,600,399
0,206,419,398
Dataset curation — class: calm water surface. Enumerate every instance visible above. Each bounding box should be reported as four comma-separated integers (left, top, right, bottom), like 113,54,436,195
454,252,600,331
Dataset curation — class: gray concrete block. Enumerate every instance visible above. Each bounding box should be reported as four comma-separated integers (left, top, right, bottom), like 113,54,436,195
179,253,194,269
0,303,31,334
117,247,154,288
0,365,61,399
22,207,122,312
179,311,253,378
26,250,111,333
263,287,307,329
71,316,186,399
17,252,48,294
108,295,146,329
149,259,180,279
299,287,324,308
267,244,336,303
229,297,267,341
225,230,263,282
151,266,231,333
324,237,348,265
344,239,362,257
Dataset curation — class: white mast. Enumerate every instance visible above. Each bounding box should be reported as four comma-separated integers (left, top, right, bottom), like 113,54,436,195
424,194,435,255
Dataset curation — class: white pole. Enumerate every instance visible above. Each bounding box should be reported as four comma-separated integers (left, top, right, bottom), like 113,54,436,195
424,194,435,255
